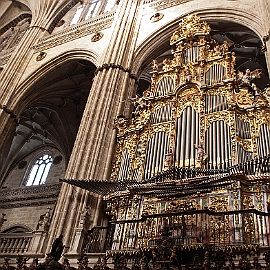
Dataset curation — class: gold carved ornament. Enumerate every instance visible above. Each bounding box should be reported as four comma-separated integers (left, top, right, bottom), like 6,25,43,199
239,193,256,244
170,14,210,46
236,138,253,153
209,196,230,243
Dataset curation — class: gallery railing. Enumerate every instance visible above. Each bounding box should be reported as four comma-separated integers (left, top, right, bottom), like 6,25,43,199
0,233,32,253
109,209,270,251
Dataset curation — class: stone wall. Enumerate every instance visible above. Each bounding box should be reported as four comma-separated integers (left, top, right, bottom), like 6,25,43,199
2,147,65,189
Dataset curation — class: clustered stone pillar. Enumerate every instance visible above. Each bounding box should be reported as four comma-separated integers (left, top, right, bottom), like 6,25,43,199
47,0,142,255
0,1,72,181
0,27,48,182
259,0,270,72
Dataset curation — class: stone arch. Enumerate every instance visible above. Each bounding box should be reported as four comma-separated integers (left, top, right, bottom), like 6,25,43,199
133,8,266,76
7,49,100,113
0,1,31,31
0,50,99,187
7,49,100,112
1,224,33,233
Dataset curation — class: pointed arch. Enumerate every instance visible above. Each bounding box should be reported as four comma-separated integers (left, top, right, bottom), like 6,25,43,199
0,50,99,187
133,8,265,76
6,49,100,112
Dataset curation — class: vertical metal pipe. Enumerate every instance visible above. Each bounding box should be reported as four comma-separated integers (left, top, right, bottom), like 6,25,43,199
205,95,208,114
205,128,209,169
211,123,215,169
180,110,187,166
190,107,195,167
195,110,199,168
190,108,195,167
185,107,192,167
220,121,225,169
159,132,165,171
153,133,160,175
224,123,229,168
175,118,180,166
209,125,213,169
145,138,153,179
216,121,220,169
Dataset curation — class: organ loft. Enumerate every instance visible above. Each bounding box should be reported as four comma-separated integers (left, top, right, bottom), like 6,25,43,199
62,14,270,270
0,1,270,269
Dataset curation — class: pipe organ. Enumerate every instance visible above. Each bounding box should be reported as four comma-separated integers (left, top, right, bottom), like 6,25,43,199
112,15,270,180
67,15,270,268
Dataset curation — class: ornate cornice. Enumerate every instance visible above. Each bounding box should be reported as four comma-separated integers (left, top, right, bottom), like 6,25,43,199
33,11,116,52
0,183,62,208
143,0,192,11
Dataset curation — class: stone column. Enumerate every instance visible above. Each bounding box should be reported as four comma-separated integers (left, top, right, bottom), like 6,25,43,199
258,0,270,73
65,0,141,180
0,0,72,183
0,24,47,181
47,0,142,255
29,231,48,254
265,41,270,74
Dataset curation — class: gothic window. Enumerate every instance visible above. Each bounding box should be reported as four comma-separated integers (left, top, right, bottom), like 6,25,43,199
70,0,117,25
25,154,53,186
70,5,84,25
0,17,31,53
85,0,102,20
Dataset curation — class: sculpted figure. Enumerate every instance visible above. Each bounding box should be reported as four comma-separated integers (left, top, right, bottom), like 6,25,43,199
195,142,207,167
50,235,64,261
152,59,159,72
237,68,261,87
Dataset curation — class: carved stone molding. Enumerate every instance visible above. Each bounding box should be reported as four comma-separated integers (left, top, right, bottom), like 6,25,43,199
36,51,47,61
91,32,104,42
143,0,192,11
0,183,62,208
33,12,115,52
0,104,17,119
150,12,164,22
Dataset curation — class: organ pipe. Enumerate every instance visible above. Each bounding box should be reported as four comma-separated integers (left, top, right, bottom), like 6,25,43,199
112,15,269,181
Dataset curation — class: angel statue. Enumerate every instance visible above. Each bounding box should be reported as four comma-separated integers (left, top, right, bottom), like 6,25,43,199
237,68,262,87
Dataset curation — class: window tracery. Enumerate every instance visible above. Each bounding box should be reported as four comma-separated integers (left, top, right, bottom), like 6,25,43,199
0,17,31,54
70,0,117,26
25,154,53,186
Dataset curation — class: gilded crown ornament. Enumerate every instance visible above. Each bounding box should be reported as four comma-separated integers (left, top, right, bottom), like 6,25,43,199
170,14,211,45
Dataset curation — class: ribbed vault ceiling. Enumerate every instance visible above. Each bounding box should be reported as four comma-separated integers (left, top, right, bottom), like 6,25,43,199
2,60,95,182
